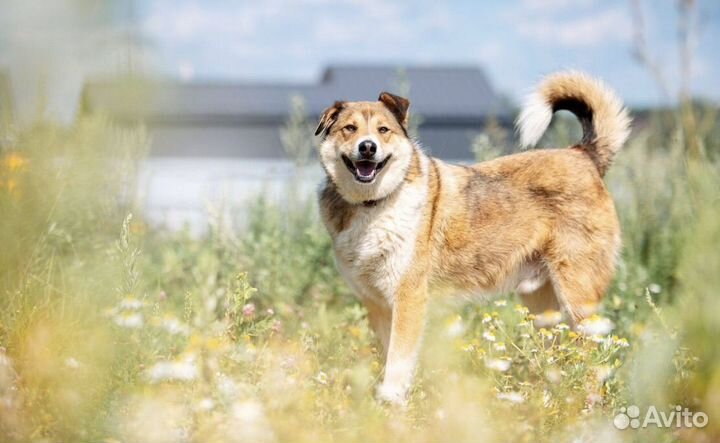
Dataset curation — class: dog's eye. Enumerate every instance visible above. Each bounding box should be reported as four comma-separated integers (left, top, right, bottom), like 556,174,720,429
343,124,357,133
378,126,390,134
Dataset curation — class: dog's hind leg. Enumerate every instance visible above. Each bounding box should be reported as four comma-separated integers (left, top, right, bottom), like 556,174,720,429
519,280,561,315
544,241,617,324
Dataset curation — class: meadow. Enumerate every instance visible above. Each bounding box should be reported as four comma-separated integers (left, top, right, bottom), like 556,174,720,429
0,105,719,443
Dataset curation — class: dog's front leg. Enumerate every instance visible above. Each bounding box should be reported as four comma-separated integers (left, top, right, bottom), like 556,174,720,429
363,296,392,358
376,274,428,406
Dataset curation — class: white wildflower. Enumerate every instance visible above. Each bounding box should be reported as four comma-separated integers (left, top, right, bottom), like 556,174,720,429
146,355,198,383
232,399,267,423
493,342,506,352
205,296,218,313
120,297,143,310
534,310,562,328
445,315,465,338
196,398,215,412
485,358,511,372
545,367,562,383
578,315,614,336
229,400,275,443
494,299,507,307
64,357,81,369
594,365,613,383
648,283,662,294
216,373,240,399
497,391,525,403
115,312,143,328
160,316,190,336
613,337,630,347
587,392,603,406
315,371,328,385
514,304,529,315
482,331,496,342
118,395,189,443
539,328,554,339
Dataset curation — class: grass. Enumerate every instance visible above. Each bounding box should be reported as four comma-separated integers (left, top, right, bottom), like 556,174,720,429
0,109,719,443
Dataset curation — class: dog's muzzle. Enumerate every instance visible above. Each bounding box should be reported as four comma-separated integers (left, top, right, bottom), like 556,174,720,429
341,153,392,183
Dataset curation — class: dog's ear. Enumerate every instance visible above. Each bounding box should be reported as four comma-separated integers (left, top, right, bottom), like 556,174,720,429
315,101,345,136
378,92,410,129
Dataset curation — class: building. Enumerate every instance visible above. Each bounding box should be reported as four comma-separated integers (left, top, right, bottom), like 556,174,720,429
81,65,512,160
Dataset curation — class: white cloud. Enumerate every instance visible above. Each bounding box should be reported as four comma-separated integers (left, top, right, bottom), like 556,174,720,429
519,0,596,12
476,41,505,65
515,7,631,47
142,0,412,45
141,0,457,77
142,2,277,42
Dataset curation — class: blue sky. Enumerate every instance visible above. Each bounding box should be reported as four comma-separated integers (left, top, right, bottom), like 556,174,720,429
139,0,720,107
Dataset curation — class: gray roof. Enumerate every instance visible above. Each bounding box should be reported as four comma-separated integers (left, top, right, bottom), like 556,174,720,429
82,65,511,124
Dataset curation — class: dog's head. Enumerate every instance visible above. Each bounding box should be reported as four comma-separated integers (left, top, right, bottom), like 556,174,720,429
315,92,415,204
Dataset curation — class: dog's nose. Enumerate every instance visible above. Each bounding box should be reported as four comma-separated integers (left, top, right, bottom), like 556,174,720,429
358,140,377,158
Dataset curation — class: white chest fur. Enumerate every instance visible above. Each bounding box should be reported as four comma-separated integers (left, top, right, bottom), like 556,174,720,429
333,183,427,305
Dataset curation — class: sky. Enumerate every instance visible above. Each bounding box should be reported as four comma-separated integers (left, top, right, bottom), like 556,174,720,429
138,0,720,107
0,0,718,122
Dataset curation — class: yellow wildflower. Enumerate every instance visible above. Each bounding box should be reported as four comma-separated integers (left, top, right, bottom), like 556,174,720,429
348,325,363,338
460,342,475,353
515,304,529,315
3,152,26,171
205,336,225,351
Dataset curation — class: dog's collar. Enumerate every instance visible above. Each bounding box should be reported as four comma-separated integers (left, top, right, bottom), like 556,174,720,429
362,199,379,207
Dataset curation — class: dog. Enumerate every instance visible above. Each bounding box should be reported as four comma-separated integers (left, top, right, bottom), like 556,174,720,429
314,71,631,405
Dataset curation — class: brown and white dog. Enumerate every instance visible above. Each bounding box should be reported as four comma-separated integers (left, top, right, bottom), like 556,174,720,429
315,72,631,405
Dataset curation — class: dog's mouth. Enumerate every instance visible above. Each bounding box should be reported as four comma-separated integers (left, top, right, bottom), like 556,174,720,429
341,154,392,183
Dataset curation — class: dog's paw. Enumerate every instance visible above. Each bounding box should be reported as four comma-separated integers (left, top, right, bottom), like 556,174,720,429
375,383,408,407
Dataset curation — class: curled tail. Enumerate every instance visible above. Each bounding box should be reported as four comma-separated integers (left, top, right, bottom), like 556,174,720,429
516,71,631,177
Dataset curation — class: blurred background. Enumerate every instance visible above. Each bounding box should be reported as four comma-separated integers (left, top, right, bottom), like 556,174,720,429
1,2,719,443
1,0,718,229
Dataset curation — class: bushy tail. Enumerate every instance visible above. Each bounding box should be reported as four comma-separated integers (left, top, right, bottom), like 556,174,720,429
516,71,631,177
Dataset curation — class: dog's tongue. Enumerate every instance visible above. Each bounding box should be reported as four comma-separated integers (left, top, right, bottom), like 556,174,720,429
356,161,377,177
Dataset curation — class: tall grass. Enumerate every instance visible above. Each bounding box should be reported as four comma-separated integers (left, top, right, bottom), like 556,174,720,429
0,106,718,442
